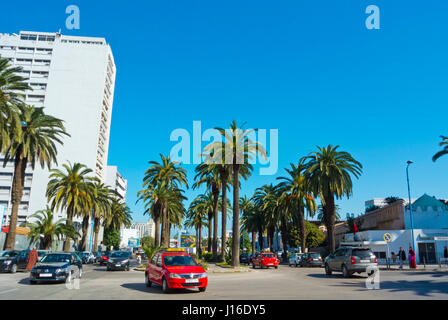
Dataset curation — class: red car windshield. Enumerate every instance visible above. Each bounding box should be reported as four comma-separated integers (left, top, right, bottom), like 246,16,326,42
163,255,198,267
263,254,275,258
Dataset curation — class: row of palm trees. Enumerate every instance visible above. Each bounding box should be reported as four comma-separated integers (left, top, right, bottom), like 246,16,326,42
0,57,131,251
140,121,362,267
45,161,132,252
21,162,132,251
240,146,362,261
136,155,187,248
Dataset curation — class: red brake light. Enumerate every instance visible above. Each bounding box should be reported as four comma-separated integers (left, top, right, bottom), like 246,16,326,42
308,258,311,262
374,256,377,263
350,257,356,264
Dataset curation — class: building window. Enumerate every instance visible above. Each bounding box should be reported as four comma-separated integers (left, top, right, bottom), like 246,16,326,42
20,34,37,41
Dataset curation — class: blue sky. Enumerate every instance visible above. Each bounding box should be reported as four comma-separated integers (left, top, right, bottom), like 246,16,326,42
2,1,448,231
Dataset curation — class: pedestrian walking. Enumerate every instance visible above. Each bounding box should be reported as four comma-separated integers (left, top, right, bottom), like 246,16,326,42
409,246,417,269
136,253,142,265
398,247,406,269
26,247,39,272
391,252,397,264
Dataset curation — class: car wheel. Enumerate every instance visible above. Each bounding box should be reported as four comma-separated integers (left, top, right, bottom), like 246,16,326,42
162,278,170,293
199,287,206,292
325,264,332,275
252,263,256,269
10,263,17,274
126,265,130,271
275,266,278,269
289,263,291,267
294,262,297,268
107,266,110,271
342,265,351,278
145,273,152,287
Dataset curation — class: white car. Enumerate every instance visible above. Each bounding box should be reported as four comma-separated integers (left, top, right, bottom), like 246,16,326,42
288,253,304,267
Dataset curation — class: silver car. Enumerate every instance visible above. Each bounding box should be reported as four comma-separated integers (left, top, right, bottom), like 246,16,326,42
288,253,303,267
324,247,377,278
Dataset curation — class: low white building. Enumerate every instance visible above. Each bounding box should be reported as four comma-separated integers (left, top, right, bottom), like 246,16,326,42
342,229,448,265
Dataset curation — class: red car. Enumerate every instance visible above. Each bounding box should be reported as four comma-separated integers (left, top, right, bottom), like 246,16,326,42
252,252,279,269
145,249,208,293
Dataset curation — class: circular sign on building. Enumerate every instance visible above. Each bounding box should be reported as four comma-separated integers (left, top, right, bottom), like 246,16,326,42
383,232,393,242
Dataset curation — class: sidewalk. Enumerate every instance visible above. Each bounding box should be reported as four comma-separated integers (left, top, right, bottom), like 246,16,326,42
207,262,252,273
379,263,448,271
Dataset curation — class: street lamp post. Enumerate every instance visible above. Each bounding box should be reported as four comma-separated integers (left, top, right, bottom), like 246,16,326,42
406,160,415,251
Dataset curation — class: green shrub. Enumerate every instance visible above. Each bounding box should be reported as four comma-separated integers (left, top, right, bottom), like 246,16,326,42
202,252,214,262
142,246,160,261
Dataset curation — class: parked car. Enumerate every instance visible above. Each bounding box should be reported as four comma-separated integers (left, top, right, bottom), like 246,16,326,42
288,253,304,267
252,252,279,269
145,248,208,293
107,251,131,271
1,249,34,273
299,252,323,267
0,250,21,273
98,251,111,265
324,247,377,278
240,253,250,265
29,252,83,284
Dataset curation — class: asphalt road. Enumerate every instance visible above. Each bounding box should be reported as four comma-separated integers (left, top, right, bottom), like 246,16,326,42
1,263,448,300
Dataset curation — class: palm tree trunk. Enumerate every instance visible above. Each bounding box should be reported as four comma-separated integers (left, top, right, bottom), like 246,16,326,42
231,164,240,267
198,225,202,256
251,232,256,254
160,201,169,247
212,186,219,261
258,228,263,251
63,204,74,252
195,226,199,256
280,218,288,262
298,205,307,253
324,192,336,253
5,154,27,250
80,215,90,251
207,212,212,252
154,216,160,247
44,236,52,250
220,170,228,262
93,217,101,252
267,225,274,252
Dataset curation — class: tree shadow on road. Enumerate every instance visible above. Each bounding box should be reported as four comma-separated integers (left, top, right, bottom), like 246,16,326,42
307,273,367,279
327,279,448,297
120,283,202,295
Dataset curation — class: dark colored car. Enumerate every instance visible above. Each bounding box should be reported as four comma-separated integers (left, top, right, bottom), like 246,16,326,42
107,251,131,271
299,252,323,267
29,252,83,284
0,250,21,273
99,251,111,265
240,253,250,265
0,249,33,273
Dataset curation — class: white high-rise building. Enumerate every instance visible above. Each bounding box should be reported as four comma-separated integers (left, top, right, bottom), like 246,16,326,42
0,31,116,228
106,165,127,202
131,220,156,239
